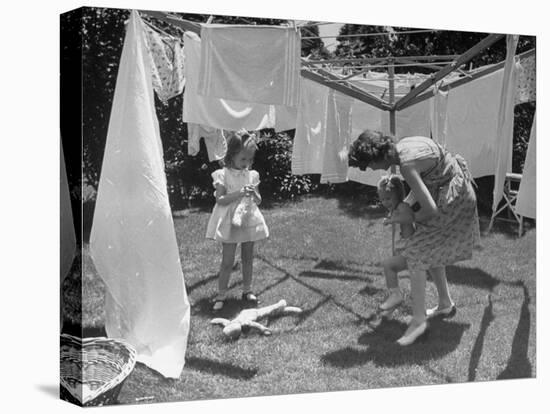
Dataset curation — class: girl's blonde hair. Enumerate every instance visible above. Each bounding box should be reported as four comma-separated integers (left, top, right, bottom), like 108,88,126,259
223,130,258,168
377,174,406,203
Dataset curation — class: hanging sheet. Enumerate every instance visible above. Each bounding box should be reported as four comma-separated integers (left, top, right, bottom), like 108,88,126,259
198,24,301,106
143,23,185,103
320,90,353,183
183,32,297,132
439,68,506,178
430,83,449,146
90,10,190,379
492,35,520,212
187,123,227,161
291,78,329,175
516,114,536,219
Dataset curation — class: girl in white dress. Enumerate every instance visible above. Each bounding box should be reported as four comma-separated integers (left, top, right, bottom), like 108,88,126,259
206,131,269,311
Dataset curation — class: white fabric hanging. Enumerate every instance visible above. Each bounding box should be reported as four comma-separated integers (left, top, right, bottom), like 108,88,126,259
187,123,227,161
320,90,353,183
492,35,520,213
516,114,536,219
89,10,190,379
440,68,506,178
430,83,449,146
198,24,301,106
183,32,297,132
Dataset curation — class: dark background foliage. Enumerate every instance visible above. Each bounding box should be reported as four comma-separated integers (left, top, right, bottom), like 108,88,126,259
63,8,536,232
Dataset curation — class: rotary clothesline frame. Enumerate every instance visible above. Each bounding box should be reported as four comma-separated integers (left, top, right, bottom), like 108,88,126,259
139,10,534,114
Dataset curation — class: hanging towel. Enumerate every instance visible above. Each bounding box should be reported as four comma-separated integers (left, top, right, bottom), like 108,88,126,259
89,10,190,379
346,99,388,186
320,90,353,184
430,83,449,146
291,78,329,175
183,32,296,132
198,24,301,106
187,123,227,161
143,23,185,103
492,35,520,213
516,114,536,219
515,54,536,105
442,68,506,178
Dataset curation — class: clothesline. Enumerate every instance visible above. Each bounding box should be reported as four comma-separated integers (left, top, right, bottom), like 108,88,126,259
302,29,436,40
313,61,455,71
305,55,460,65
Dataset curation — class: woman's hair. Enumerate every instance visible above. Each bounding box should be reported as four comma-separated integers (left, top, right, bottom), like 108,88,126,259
377,174,406,203
223,130,258,168
348,129,396,168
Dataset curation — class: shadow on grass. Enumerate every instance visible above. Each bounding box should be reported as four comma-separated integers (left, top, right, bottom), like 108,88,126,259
186,273,219,294
358,285,384,296
299,270,373,283
192,297,245,319
497,282,533,379
185,357,258,380
321,318,469,368
468,295,495,381
446,265,501,291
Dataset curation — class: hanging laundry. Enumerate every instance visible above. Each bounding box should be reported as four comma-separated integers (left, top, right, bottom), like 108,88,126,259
382,98,431,139
90,11,190,379
492,35,520,213
515,54,536,105
320,90,353,184
442,68,507,178
143,22,185,103
187,123,227,161
198,24,301,106
291,78,329,175
430,83,449,146
516,114,536,219
183,32,297,132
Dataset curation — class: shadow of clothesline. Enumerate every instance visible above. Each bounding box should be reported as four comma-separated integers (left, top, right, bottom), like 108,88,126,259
184,356,258,380
468,294,495,381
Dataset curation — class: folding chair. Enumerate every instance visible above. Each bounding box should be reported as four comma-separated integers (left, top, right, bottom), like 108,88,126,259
488,172,524,236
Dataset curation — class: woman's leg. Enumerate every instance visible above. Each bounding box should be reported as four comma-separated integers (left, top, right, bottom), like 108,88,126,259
241,241,254,293
428,266,453,309
217,243,237,297
406,269,428,331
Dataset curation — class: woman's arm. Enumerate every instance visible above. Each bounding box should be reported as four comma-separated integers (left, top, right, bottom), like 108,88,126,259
400,164,438,222
214,184,246,205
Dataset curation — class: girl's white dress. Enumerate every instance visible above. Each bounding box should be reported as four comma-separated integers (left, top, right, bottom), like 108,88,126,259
206,168,269,243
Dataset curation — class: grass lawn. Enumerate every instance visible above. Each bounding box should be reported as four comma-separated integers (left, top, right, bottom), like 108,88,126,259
65,194,536,404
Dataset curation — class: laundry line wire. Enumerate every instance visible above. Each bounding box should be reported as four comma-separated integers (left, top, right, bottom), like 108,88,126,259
302,29,436,40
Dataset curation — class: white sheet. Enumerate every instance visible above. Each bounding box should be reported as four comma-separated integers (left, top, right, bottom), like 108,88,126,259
187,123,227,161
183,32,297,132
198,24,301,106
320,90,353,183
492,35,519,212
441,68,505,178
291,78,329,175
89,11,190,379
516,114,536,219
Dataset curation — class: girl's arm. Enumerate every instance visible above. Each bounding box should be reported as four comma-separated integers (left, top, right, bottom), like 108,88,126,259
400,164,438,222
248,184,262,205
214,184,246,205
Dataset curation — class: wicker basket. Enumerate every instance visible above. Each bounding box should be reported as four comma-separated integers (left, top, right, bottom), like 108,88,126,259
60,334,137,406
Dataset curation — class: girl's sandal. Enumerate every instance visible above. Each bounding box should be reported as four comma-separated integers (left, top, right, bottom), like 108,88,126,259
241,292,260,306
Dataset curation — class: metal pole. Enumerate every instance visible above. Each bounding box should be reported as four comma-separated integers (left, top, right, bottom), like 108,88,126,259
388,59,397,255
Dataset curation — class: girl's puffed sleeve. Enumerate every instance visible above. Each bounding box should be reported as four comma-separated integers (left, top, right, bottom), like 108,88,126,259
211,169,225,188
250,170,261,186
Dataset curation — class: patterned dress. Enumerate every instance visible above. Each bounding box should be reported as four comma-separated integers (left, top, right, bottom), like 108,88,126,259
396,136,480,272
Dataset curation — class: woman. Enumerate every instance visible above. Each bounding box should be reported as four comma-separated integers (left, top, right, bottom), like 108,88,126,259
348,130,480,345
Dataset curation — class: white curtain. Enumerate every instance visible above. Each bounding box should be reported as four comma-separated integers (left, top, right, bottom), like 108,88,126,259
516,114,536,219
492,35,519,212
89,10,190,379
